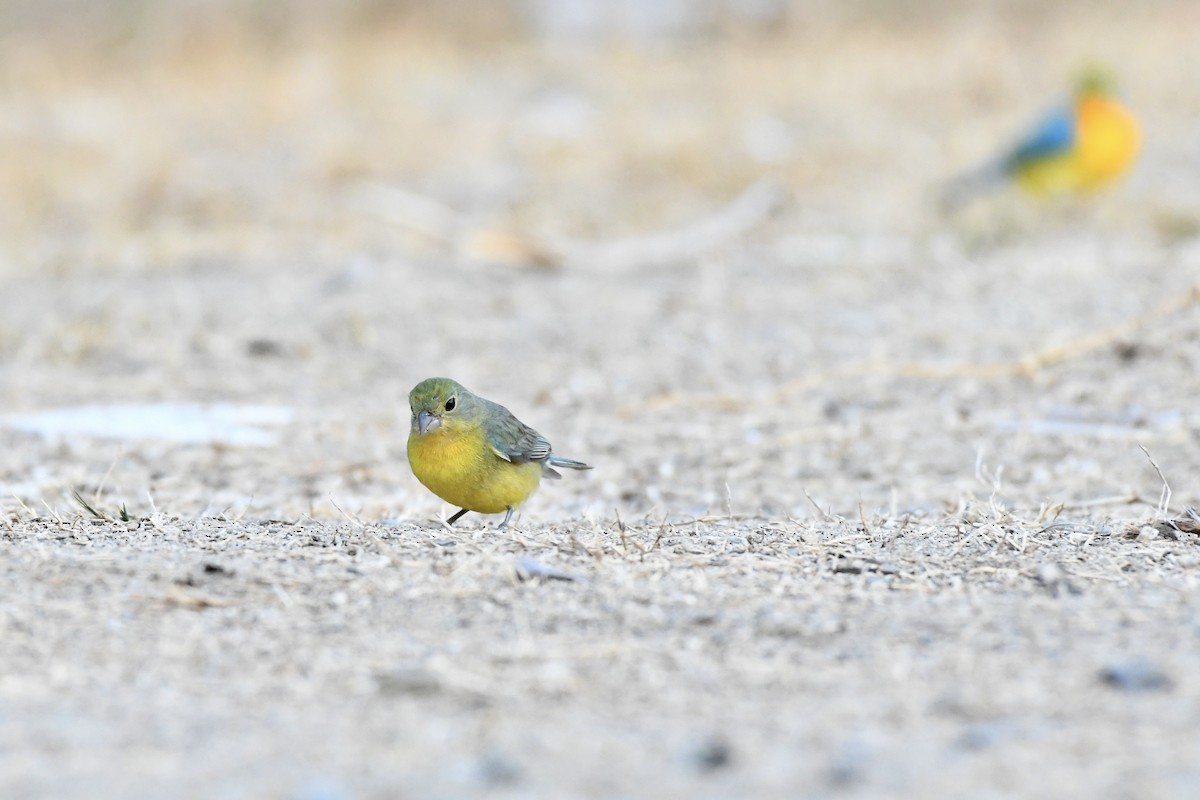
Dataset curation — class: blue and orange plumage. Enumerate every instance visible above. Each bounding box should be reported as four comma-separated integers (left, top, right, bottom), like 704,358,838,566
943,68,1140,209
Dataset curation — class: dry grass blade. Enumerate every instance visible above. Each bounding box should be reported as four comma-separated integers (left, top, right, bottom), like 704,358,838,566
1139,445,1173,521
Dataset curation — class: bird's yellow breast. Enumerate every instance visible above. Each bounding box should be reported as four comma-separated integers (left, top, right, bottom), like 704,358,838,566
407,420,543,514
1076,96,1140,188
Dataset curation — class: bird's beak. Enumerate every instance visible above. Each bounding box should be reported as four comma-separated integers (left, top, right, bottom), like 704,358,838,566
417,410,441,435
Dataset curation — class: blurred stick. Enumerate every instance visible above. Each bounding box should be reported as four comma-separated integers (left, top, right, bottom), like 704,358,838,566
346,178,785,272
347,183,460,244
556,179,786,271
626,282,1200,413
345,182,560,270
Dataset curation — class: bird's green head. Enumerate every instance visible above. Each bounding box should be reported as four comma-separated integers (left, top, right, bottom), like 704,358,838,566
409,377,476,436
1075,64,1117,98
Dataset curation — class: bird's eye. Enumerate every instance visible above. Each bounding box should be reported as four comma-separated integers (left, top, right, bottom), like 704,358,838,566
444,397,456,412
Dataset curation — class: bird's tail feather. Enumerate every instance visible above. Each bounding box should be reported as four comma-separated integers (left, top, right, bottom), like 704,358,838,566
547,455,592,471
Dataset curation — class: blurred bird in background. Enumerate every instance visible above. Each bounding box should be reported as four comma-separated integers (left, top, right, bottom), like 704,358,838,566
942,66,1141,210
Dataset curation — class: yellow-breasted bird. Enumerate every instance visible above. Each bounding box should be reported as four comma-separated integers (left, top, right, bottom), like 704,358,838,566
407,377,591,528
942,67,1140,209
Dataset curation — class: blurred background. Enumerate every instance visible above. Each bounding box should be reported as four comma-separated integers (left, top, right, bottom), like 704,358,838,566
1,0,1198,521
6,7,1200,798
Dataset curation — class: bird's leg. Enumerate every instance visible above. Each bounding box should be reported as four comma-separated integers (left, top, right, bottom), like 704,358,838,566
498,506,515,530
447,508,470,526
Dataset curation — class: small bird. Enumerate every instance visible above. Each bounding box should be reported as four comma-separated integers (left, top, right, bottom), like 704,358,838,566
942,67,1140,209
406,377,591,529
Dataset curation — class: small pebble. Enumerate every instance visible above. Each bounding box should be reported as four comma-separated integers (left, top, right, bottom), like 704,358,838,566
514,558,584,583
957,721,1013,750
687,610,720,626
1035,562,1063,585
1099,658,1172,692
476,751,522,786
828,738,871,786
1034,562,1080,596
687,735,733,773
245,338,285,358
832,559,864,575
375,665,442,696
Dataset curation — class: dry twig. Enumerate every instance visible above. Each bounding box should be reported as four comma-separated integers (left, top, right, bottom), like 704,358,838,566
627,283,1200,414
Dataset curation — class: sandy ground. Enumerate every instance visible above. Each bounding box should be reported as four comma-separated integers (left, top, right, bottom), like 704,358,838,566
3,2,1200,797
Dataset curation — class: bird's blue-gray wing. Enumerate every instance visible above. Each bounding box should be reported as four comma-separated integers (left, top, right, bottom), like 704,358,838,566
483,400,552,464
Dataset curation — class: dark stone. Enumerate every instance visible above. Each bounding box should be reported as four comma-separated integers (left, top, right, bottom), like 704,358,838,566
1099,658,1172,692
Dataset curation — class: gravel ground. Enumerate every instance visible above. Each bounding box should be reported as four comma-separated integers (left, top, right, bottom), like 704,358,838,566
3,2,1200,797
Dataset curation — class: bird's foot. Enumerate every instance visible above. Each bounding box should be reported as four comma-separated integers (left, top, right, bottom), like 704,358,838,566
497,506,515,530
